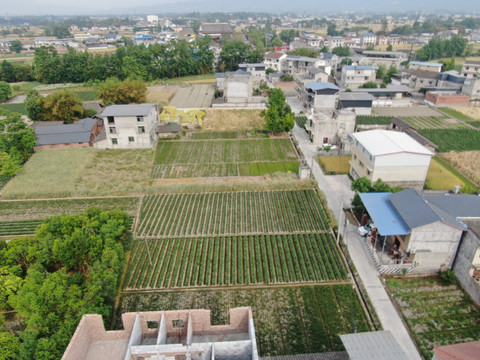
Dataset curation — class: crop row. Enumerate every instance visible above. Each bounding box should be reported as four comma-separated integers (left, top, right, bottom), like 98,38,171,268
151,161,299,179
136,189,329,238
154,138,297,165
295,116,308,130
118,285,371,356
418,128,480,152
402,116,459,129
124,233,348,290
190,131,238,140
356,115,394,126
0,219,44,236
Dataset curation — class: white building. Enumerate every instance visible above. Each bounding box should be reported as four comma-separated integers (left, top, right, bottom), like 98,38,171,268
263,52,287,73
305,109,356,146
340,65,377,89
350,130,434,189
147,15,159,23
239,63,266,83
96,104,159,149
360,32,377,47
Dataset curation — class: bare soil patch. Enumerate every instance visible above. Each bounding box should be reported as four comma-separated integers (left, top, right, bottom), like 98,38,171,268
203,109,265,131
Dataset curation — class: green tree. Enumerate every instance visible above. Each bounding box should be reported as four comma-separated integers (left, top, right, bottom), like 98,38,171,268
32,47,62,84
43,91,85,124
0,108,36,161
384,65,398,84
271,37,283,47
386,44,393,52
288,48,317,58
0,82,11,102
332,46,351,57
341,58,353,66
1,61,16,83
9,40,23,54
376,64,386,80
266,68,275,74
0,331,20,360
443,58,455,71
25,90,45,122
360,81,378,88
262,88,294,133
99,77,147,105
218,41,255,72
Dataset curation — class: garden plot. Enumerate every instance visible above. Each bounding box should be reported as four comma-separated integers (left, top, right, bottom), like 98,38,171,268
373,106,444,117
136,189,329,238
401,116,462,129
418,128,480,152
387,277,480,359
117,285,371,356
153,138,298,178
124,233,347,290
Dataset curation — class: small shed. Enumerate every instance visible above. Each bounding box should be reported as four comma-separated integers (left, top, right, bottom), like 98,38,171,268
340,331,408,360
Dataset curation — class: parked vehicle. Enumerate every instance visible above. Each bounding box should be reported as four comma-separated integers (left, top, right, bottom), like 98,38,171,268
358,222,376,237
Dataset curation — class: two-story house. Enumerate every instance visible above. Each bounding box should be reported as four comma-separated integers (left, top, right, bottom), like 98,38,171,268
238,63,266,83
263,52,287,73
95,104,159,149
340,65,377,89
462,60,480,78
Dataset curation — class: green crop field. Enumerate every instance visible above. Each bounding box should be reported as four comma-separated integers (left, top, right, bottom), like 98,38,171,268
0,196,141,222
401,116,461,129
136,189,329,238
153,138,298,178
0,103,27,115
118,285,371,356
295,116,308,130
124,233,347,290
191,131,238,140
356,115,394,126
0,219,44,236
418,129,480,152
387,277,480,359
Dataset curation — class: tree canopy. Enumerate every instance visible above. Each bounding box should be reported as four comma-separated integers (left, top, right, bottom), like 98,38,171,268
98,77,147,105
0,208,131,359
218,40,264,72
9,40,23,54
415,35,468,61
0,82,11,102
288,48,318,58
332,46,351,57
262,88,294,134
25,90,85,124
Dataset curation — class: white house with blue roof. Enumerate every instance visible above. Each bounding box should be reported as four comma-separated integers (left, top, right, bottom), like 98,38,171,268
299,82,339,110
359,188,480,274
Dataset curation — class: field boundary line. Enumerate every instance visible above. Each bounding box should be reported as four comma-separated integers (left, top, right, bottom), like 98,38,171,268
0,194,142,202
121,279,353,293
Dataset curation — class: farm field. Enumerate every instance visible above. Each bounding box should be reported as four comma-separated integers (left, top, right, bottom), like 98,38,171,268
441,151,480,186
295,116,308,130
386,277,480,359
0,196,141,221
117,285,371,356
136,189,329,238
0,219,43,236
447,106,480,121
155,138,296,164
152,161,299,178
153,138,298,178
0,103,27,115
124,233,347,290
356,115,394,126
372,106,443,117
401,116,462,129
317,155,351,175
418,129,480,152
425,157,477,193
190,131,239,140
202,109,265,131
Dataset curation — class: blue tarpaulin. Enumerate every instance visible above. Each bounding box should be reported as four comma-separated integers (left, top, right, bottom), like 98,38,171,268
359,193,410,236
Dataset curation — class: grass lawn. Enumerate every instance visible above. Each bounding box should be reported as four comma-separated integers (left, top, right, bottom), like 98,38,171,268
386,276,480,360
73,90,98,101
203,109,265,131
0,103,27,115
1,148,96,199
316,155,351,175
425,157,477,193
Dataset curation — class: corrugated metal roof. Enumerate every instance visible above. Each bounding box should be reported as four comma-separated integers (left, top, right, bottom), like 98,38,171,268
340,331,408,360
409,61,443,67
306,82,339,91
423,193,480,219
359,193,410,236
339,93,375,101
101,104,156,117
35,118,96,146
352,130,434,157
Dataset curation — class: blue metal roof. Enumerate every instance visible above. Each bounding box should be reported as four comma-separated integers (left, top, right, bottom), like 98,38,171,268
305,82,339,91
359,192,410,236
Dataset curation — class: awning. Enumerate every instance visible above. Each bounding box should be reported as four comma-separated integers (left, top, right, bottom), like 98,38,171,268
359,192,410,236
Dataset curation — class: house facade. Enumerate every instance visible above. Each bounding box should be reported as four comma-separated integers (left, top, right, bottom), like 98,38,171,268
238,63,266,83
350,130,433,188
296,82,339,110
96,104,159,149
340,65,377,89
462,60,480,78
304,109,356,146
263,52,287,72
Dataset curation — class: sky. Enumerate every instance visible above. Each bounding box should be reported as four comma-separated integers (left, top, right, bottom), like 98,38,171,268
2,0,479,16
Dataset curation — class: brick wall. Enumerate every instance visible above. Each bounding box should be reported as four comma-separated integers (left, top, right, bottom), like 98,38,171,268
425,92,470,106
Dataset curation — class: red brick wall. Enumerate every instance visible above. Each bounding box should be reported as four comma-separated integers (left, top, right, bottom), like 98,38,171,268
426,92,470,106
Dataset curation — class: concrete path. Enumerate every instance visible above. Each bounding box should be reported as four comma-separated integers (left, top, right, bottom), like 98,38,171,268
291,121,422,360
344,224,422,360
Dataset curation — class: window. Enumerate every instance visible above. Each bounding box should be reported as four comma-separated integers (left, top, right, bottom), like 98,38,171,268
128,136,135,143
138,126,145,133
367,170,371,176
111,138,117,145
109,127,116,134
137,116,144,122
107,116,114,124
359,161,364,169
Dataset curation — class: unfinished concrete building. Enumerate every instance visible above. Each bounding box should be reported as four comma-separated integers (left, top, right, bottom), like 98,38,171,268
62,307,259,360
304,109,356,146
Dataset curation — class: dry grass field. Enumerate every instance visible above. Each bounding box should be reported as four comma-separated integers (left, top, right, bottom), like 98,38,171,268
449,106,480,121
441,151,480,186
425,157,477,193
316,155,351,174
146,85,179,106
203,109,265,131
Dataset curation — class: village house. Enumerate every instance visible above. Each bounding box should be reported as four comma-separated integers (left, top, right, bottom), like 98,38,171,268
214,70,253,105
296,82,339,110
337,92,375,115
359,189,480,274
62,307,259,360
462,60,480,78
360,32,377,48
304,109,356,147
238,63,266,83
263,52,287,72
340,65,377,89
281,55,323,75
95,103,159,149
198,23,233,41
359,50,406,68
409,61,443,73
349,130,433,189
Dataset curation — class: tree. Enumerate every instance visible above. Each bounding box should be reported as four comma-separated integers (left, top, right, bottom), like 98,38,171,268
25,90,45,122
376,64,386,80
0,82,11,102
262,88,294,134
386,44,393,52
271,37,283,47
1,61,16,83
280,74,294,81
332,46,351,57
288,48,317,58
9,40,22,54
42,91,85,123
32,47,62,84
384,65,398,84
0,331,20,359
341,58,353,66
0,108,36,162
266,68,275,75
99,77,147,105
360,81,378,89
443,58,455,72
218,40,255,72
